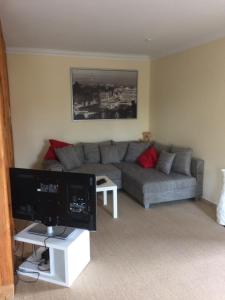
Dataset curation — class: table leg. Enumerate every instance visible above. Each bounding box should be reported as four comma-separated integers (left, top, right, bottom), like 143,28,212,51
103,190,107,206
112,188,118,219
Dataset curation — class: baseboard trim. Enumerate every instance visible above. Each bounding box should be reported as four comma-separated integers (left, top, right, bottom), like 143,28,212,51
200,198,216,207
0,284,14,300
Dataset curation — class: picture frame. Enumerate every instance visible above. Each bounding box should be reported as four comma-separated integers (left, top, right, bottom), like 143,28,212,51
71,68,138,120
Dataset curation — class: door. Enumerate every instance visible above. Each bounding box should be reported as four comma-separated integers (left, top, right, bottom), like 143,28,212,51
0,21,14,300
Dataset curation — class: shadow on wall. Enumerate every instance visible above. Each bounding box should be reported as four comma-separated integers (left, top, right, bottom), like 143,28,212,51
31,139,49,169
194,199,216,222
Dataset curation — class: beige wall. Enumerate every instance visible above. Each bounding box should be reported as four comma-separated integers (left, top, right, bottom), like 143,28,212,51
7,53,150,168
151,38,225,204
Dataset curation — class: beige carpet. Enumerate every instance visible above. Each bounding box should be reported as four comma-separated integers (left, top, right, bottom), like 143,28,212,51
14,192,225,300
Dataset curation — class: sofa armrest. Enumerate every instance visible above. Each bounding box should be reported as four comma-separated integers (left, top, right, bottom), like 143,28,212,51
42,160,64,172
191,157,204,197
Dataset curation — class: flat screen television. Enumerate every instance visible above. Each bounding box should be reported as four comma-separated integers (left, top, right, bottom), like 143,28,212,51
10,168,96,238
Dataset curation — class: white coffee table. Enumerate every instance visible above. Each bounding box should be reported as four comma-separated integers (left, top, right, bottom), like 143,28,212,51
96,176,118,219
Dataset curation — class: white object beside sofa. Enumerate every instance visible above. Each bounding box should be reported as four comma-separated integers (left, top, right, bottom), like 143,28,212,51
217,169,225,225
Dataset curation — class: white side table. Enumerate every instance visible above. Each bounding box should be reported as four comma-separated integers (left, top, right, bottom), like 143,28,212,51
15,224,90,287
96,176,118,219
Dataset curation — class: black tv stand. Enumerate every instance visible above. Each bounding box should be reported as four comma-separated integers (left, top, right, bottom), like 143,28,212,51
28,224,75,239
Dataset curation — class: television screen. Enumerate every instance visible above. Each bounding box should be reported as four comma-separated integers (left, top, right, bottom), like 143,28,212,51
10,168,96,232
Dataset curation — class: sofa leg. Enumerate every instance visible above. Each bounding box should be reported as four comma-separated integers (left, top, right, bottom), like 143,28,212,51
144,203,150,209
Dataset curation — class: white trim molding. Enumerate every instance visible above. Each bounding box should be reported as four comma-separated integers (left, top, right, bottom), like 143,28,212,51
6,47,151,61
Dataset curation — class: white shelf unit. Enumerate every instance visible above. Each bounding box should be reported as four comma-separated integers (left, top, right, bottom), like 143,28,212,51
15,223,90,287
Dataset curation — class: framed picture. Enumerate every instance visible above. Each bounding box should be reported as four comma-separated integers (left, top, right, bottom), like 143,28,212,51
71,68,138,120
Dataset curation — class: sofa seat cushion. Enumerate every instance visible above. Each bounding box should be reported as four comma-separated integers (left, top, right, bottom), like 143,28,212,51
70,163,121,183
114,162,196,193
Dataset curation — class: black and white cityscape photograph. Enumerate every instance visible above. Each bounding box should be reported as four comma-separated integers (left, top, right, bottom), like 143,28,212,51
71,68,138,120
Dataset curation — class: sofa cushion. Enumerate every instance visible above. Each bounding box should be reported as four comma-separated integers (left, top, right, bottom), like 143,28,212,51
137,146,158,168
171,146,193,176
100,144,120,164
114,162,196,194
44,139,72,160
72,163,120,178
42,159,64,171
153,142,170,153
49,139,71,148
125,142,151,162
171,146,192,153
83,143,100,163
55,145,82,171
70,163,121,188
44,146,57,160
83,141,111,163
112,141,129,161
156,151,176,175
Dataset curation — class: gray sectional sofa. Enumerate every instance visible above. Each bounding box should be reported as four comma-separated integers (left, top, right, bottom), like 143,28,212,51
43,140,204,208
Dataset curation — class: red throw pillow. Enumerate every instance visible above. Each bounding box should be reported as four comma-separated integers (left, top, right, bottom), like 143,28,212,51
137,146,158,168
44,146,56,160
44,139,72,160
49,139,71,149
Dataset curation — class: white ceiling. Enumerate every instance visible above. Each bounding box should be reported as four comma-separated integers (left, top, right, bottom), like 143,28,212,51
1,0,225,58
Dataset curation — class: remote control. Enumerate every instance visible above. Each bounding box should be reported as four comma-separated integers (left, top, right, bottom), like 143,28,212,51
97,178,106,185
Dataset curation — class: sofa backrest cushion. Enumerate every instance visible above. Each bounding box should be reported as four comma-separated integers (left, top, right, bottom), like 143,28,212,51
112,141,129,161
125,142,151,162
55,145,82,170
83,143,100,163
83,141,111,163
156,150,176,175
100,144,120,164
75,143,85,163
171,146,193,176
153,142,170,153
